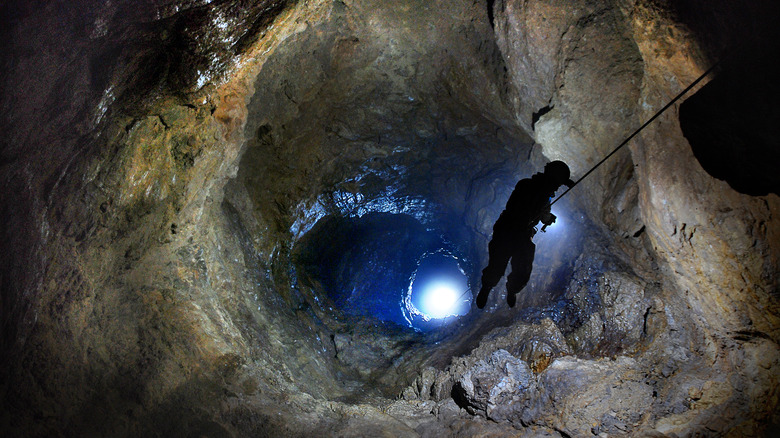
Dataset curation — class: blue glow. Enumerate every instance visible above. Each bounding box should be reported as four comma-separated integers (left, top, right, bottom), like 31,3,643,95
543,207,565,232
404,252,470,328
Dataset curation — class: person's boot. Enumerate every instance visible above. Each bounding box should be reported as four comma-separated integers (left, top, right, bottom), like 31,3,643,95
507,290,516,308
476,285,491,309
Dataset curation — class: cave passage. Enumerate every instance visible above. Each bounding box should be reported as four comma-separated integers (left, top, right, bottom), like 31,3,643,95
294,212,474,330
404,251,471,329
3,0,779,436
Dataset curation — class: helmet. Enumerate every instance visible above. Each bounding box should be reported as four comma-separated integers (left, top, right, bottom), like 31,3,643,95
544,160,574,187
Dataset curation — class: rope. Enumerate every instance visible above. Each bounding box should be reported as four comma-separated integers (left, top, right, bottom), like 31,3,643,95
455,287,472,304
550,58,722,207
463,58,722,308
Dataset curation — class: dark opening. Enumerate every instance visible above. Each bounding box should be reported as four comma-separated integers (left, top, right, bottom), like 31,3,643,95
680,41,780,196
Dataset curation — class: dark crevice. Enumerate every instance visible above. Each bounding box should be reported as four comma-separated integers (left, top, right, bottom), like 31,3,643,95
642,306,651,335
450,382,470,411
731,330,771,342
531,104,553,131
486,0,496,29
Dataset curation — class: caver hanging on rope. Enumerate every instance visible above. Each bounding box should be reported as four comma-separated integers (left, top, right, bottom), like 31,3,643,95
472,59,721,310
475,161,574,309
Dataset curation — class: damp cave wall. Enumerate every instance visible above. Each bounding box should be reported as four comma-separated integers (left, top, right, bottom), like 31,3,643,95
1,0,779,436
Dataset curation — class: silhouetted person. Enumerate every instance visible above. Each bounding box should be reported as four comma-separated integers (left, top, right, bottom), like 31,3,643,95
476,161,574,309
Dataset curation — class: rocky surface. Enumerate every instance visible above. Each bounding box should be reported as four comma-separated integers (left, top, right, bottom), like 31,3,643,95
2,0,779,436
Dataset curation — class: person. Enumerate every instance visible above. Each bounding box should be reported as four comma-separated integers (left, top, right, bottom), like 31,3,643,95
476,161,574,309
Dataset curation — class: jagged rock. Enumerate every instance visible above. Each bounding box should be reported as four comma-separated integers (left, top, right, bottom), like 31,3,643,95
600,271,647,348
466,318,572,368
402,366,452,402
453,349,535,421
528,356,654,436
568,312,605,354
566,270,648,355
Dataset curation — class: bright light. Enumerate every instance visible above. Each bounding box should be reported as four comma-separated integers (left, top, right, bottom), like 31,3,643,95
403,252,470,329
420,281,460,319
540,207,566,233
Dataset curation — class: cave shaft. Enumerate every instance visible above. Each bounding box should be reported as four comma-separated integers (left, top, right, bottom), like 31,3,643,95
1,0,779,436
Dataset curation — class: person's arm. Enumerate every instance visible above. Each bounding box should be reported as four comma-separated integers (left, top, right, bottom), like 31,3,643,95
539,201,556,231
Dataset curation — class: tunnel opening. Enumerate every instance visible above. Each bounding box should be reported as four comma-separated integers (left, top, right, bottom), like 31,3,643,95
293,212,473,331
679,40,780,197
404,251,471,330
220,0,545,375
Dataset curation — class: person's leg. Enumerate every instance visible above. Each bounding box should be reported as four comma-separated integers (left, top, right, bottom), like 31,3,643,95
506,238,536,307
477,233,512,308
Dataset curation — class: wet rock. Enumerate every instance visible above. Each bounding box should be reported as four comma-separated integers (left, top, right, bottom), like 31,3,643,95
568,270,648,355
600,272,647,347
431,345,656,435
568,312,605,355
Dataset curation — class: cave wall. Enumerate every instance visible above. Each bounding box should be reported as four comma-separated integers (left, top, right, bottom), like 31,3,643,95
488,1,780,433
1,0,529,434
1,0,779,436
493,0,780,335
0,1,355,435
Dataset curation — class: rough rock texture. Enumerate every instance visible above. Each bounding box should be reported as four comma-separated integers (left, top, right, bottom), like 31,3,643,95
455,349,535,420
2,0,779,436
454,352,653,435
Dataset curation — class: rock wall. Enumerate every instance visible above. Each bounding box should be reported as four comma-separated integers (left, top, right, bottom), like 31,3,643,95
1,0,778,436
488,0,780,433
494,0,780,333
0,0,354,435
